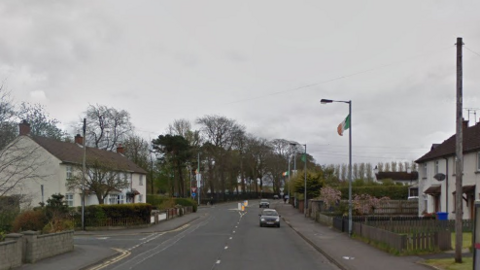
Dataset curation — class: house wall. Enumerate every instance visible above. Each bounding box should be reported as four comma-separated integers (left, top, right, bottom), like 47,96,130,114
418,151,480,220
2,136,147,208
0,136,63,208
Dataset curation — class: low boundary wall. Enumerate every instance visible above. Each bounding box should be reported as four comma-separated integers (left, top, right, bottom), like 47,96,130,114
0,230,74,270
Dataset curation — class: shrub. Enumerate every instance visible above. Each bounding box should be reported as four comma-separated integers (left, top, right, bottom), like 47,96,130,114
338,185,408,200
12,210,48,232
43,218,74,233
0,231,5,241
174,198,197,212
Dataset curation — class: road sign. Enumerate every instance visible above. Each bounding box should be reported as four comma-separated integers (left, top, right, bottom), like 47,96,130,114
191,187,197,193
280,188,284,192
280,192,284,196
192,192,196,198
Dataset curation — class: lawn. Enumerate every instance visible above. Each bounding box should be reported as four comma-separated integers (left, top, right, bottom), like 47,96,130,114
424,257,472,270
423,232,473,270
451,232,472,250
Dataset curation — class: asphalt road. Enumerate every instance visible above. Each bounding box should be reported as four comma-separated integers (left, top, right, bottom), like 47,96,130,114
75,200,339,270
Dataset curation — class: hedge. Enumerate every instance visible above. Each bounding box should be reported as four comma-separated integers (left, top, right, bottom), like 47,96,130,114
147,195,197,212
338,186,408,200
75,203,153,225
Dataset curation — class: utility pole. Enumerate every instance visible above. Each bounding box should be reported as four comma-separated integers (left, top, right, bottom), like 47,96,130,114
81,118,87,231
197,152,200,206
454,37,464,263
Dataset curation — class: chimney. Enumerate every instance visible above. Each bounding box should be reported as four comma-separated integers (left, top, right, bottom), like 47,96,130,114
19,120,31,136
74,134,84,145
463,119,469,130
117,144,124,154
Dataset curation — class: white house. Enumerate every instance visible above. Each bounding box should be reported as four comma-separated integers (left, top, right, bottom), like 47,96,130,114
416,120,480,220
0,121,147,208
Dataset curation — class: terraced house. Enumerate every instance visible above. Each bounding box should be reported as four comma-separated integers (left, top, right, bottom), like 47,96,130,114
416,120,480,220
0,121,147,208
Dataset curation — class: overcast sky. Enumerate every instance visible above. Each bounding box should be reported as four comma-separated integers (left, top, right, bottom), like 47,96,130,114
1,1,480,167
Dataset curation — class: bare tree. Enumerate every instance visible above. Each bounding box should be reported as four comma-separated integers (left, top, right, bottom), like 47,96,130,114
365,163,373,182
391,161,397,172
196,115,245,196
67,158,129,204
79,104,133,151
18,103,69,140
0,137,50,207
0,86,17,150
398,162,405,172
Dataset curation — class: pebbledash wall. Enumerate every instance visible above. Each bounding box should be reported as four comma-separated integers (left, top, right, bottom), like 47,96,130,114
0,230,74,270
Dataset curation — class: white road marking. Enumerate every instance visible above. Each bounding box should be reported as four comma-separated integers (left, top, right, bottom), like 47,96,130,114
233,231,236,234
224,246,228,250
97,237,109,240
342,256,355,260
229,237,233,240
216,260,221,264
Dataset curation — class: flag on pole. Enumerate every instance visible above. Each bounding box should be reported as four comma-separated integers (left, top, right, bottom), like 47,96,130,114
337,114,350,136
282,171,289,176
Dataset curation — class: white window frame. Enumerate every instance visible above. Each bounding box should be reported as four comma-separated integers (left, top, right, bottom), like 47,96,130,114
66,166,73,180
65,193,74,207
434,161,439,175
138,194,143,203
108,195,117,205
422,163,428,179
118,194,125,204
139,175,143,186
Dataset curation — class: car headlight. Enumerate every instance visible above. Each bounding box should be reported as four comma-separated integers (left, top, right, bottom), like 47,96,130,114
275,217,280,222
261,218,265,221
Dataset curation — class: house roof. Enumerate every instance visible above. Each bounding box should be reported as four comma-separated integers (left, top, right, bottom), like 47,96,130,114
415,122,480,163
375,171,418,181
29,135,147,174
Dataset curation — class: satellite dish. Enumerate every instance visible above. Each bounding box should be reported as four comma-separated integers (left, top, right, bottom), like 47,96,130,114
434,173,446,181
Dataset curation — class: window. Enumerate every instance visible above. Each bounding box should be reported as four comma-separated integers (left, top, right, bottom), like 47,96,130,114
65,193,74,207
139,175,143,186
109,195,117,205
138,194,143,203
66,166,72,180
434,161,439,175
118,194,125,204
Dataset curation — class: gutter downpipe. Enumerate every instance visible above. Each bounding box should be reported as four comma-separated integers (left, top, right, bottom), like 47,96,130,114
444,157,449,214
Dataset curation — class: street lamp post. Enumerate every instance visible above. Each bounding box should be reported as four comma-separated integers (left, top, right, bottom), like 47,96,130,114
320,98,353,237
290,143,308,215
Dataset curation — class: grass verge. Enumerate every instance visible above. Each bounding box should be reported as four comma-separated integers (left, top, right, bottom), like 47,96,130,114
423,257,472,270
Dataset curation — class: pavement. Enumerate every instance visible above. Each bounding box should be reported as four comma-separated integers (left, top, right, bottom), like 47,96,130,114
16,202,472,270
17,211,203,270
275,202,472,270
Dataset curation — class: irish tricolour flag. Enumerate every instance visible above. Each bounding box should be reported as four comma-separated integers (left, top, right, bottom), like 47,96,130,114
337,114,350,136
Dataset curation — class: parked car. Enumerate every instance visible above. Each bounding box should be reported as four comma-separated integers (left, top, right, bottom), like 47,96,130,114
259,199,270,208
273,195,279,200
259,209,281,227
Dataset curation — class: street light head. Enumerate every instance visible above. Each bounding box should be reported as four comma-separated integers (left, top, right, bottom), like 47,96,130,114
320,99,333,104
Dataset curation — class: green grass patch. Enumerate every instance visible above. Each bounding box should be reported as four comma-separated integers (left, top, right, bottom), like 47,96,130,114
424,257,472,270
451,232,472,250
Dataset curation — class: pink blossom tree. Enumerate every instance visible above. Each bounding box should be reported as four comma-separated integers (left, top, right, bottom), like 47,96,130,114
353,194,390,215
319,186,342,209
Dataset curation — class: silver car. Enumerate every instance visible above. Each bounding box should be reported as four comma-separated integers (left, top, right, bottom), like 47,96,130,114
259,209,281,227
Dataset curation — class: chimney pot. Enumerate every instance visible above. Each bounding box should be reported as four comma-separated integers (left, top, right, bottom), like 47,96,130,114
117,144,124,154
463,119,469,130
74,134,84,145
19,120,31,136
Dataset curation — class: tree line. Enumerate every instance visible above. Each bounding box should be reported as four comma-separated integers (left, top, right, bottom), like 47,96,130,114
0,86,418,202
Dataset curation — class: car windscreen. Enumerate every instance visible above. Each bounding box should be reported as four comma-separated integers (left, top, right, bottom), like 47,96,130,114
262,211,278,216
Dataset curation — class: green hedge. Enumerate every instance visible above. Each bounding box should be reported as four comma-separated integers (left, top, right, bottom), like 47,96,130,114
147,195,197,212
77,203,153,225
338,186,408,200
